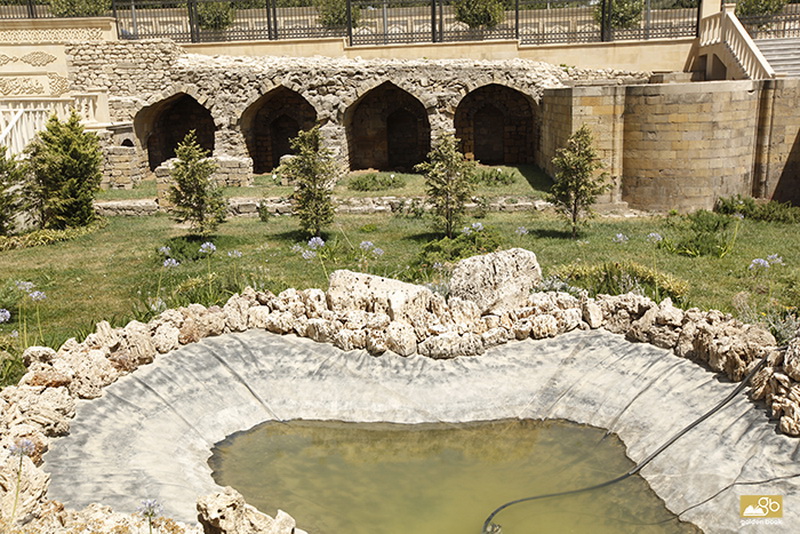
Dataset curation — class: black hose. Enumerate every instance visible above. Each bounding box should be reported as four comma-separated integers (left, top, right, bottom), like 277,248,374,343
482,347,781,534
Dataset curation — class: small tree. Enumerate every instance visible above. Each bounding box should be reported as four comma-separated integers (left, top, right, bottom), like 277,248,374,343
49,0,111,17
168,130,227,236
415,133,476,239
315,0,360,29
548,124,610,238
595,0,643,30
736,0,787,19
280,126,339,237
198,2,236,31
455,0,505,29
26,111,103,230
0,146,24,236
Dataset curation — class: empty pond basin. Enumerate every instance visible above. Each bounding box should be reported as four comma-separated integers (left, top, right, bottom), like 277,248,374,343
209,418,699,534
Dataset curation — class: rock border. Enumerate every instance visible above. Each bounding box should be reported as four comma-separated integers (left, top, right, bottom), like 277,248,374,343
1,262,798,532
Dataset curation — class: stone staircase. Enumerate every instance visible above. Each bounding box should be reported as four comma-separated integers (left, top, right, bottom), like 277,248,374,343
755,38,800,76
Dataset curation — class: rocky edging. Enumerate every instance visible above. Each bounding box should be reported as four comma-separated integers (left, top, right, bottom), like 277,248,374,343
0,248,796,533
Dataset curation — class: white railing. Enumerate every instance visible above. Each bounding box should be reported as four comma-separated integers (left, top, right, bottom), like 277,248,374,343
700,10,776,79
0,93,110,156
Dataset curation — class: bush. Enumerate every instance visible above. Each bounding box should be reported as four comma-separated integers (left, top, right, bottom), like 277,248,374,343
0,146,24,236
25,111,103,230
548,124,610,238
736,0,787,18
473,167,517,187
168,131,228,236
315,0,360,29
280,126,341,237
49,0,110,17
416,133,476,238
198,1,236,31
551,261,690,305
0,221,105,252
661,210,739,258
454,0,505,29
595,0,643,30
348,172,407,192
715,194,800,224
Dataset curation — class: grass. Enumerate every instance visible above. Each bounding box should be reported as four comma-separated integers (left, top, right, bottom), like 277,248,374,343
1,210,798,358
101,165,554,202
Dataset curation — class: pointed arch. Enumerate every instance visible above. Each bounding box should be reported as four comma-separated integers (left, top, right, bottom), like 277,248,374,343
344,81,431,171
240,86,317,174
454,84,537,165
134,93,215,171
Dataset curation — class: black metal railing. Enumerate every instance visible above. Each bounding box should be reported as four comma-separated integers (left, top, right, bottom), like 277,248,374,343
739,5,800,40
0,0,700,46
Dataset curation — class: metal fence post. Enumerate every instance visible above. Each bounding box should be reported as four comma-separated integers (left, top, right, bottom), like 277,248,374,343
188,0,200,43
515,0,520,41
431,0,437,43
26,0,36,18
271,0,279,40
601,0,612,42
346,0,353,46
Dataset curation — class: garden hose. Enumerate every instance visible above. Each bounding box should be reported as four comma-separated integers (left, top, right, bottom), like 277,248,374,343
481,347,783,534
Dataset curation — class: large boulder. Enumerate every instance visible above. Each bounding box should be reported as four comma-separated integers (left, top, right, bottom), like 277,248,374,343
327,270,433,325
197,487,295,534
448,248,542,314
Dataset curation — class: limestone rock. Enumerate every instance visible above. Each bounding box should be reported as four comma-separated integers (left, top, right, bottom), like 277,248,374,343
365,330,388,355
306,318,341,344
153,323,181,354
418,332,484,359
246,306,272,329
198,306,227,337
333,328,366,351
197,487,295,534
0,449,49,524
481,327,510,348
68,348,121,399
0,386,75,437
223,293,252,332
582,300,604,329
300,288,328,318
327,270,432,325
783,338,800,381
449,248,543,314
597,293,654,334
530,314,559,339
386,321,417,357
120,320,157,367
21,346,56,367
447,297,481,331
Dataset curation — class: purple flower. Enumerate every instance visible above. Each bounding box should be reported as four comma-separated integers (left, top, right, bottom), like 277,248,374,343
14,281,34,293
199,242,216,255
307,237,325,250
733,213,745,220
227,250,243,259
158,246,171,256
9,438,35,457
138,499,162,519
515,226,528,236
767,254,784,265
359,240,374,251
372,247,384,257
291,244,304,254
646,232,663,243
612,233,629,244
749,258,770,270
471,222,484,232
461,226,472,235
163,258,180,268
302,249,317,261
0,309,10,324
28,291,46,302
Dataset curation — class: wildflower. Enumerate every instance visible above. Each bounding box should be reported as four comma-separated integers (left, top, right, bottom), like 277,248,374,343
359,240,374,251
9,439,34,457
471,222,484,232
646,232,663,243
432,262,443,271
372,247,384,257
138,499,162,519
163,258,180,268
767,254,784,265
227,250,243,258
0,309,10,324
14,281,34,293
733,213,745,220
612,233,629,244
307,237,325,250
158,246,171,256
749,258,770,271
302,249,317,261
515,226,528,236
10,330,18,338
291,244,304,254
199,242,216,254
28,291,46,302
461,226,472,235
147,297,166,312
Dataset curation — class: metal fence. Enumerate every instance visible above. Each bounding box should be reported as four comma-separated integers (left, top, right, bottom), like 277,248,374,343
0,0,700,45
739,5,800,40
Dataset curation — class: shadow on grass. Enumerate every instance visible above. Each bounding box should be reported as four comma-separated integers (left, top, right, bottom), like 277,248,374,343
273,229,316,244
516,164,553,195
530,228,574,240
404,231,445,244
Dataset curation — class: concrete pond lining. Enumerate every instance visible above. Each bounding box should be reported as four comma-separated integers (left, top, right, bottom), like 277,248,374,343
43,328,800,533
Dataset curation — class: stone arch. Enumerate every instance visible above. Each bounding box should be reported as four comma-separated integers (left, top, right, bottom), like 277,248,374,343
345,81,431,171
454,84,537,165
240,86,318,174
134,93,216,171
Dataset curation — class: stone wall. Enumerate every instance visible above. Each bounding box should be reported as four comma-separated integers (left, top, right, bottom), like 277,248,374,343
622,80,759,212
762,78,800,206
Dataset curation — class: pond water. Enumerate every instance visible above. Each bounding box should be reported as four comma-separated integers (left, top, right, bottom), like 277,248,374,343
209,419,699,534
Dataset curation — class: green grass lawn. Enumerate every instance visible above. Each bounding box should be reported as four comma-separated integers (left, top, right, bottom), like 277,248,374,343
1,210,798,362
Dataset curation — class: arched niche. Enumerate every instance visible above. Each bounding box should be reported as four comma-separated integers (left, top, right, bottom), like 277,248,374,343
454,84,537,165
345,82,431,172
134,94,215,171
240,87,317,174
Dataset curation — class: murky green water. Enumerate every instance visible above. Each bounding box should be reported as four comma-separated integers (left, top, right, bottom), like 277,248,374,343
209,419,699,534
